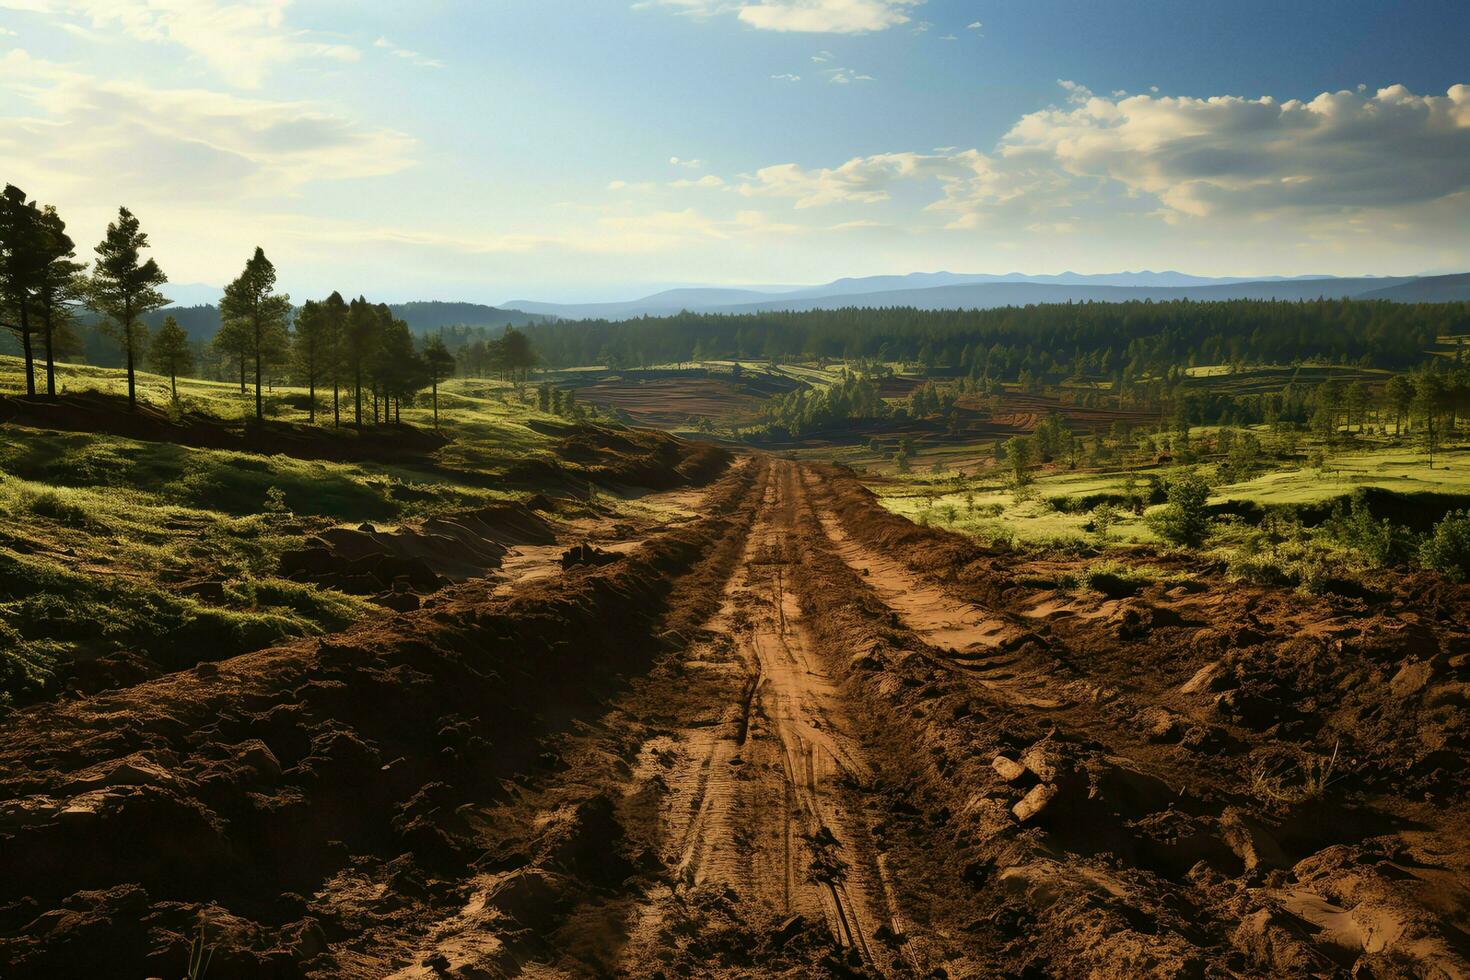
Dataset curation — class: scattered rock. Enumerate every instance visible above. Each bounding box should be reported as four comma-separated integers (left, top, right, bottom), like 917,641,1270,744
1012,783,1059,823
991,755,1030,783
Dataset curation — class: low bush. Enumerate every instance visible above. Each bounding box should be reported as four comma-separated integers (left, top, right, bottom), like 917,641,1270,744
1419,510,1470,582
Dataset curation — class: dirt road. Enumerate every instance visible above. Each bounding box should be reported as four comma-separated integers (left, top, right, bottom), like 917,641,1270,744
3,455,1468,977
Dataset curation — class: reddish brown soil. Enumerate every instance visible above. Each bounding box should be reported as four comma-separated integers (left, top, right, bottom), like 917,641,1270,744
2,456,1467,978
568,376,770,427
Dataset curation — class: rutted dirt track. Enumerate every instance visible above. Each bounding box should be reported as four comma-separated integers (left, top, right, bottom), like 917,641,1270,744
3,455,1470,977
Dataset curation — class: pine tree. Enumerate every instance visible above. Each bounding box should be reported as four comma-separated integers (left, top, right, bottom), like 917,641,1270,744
31,205,85,396
292,299,338,423
0,185,45,395
422,334,455,427
89,207,168,410
220,247,290,421
147,315,194,400
344,296,380,426
321,291,348,427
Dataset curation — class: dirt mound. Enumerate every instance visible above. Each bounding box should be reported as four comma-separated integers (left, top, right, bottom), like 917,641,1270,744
279,502,558,606
513,423,731,490
0,391,449,464
0,461,762,978
795,461,1470,976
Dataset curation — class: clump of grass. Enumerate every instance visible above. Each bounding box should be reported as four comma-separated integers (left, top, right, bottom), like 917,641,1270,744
1081,558,1193,599
1249,742,1345,805
22,487,94,527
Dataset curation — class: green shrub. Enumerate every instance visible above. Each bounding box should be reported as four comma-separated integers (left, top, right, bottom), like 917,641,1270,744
1323,493,1416,566
1419,510,1470,582
1148,470,1213,547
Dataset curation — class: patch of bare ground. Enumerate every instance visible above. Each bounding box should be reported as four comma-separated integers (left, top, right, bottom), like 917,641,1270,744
3,453,1467,978
0,459,761,978
800,461,1470,978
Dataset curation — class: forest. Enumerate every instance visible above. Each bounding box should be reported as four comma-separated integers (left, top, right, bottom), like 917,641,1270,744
527,299,1470,377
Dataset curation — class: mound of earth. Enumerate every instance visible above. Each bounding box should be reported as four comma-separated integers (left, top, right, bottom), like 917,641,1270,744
0,463,761,979
279,502,558,609
0,392,448,464
509,423,730,490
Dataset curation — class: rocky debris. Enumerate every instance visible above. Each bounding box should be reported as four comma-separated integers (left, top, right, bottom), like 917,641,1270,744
1012,783,1059,823
559,543,622,569
991,755,1030,783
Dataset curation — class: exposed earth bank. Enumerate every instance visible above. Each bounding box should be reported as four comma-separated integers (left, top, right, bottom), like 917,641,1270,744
2,456,1468,977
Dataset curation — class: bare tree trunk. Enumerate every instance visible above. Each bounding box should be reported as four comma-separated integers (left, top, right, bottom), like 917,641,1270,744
42,316,55,396
19,305,35,397
254,318,263,421
308,372,316,424
124,301,137,411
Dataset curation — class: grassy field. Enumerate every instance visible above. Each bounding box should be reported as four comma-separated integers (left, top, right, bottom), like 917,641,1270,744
867,435,1470,553
0,355,671,705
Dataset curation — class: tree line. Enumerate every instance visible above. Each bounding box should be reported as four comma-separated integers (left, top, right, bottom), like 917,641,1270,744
0,186,544,428
526,299,1470,378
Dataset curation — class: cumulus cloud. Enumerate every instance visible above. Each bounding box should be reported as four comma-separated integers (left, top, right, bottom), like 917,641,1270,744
726,81,1470,237
670,156,704,169
1001,82,1470,218
736,151,983,208
0,48,414,202
770,72,801,82
638,0,923,33
0,0,357,87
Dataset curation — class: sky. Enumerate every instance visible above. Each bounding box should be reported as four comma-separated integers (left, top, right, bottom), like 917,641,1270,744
0,0,1467,304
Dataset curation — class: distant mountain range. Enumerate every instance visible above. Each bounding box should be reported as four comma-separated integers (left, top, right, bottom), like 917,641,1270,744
505,271,1470,320
144,271,1470,340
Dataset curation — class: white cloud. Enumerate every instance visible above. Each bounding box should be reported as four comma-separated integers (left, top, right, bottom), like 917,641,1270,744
671,174,727,189
1002,82,1470,218
670,156,704,169
720,81,1470,244
0,0,357,87
373,36,443,69
966,20,981,29
811,49,832,62
770,72,801,82
939,33,956,41
0,48,414,203
822,64,873,84
639,0,924,34
736,151,981,207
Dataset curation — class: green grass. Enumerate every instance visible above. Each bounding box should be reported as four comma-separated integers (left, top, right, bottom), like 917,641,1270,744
0,355,679,705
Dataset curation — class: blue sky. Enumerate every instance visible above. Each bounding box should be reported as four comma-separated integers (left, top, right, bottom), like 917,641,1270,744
1,0,1467,302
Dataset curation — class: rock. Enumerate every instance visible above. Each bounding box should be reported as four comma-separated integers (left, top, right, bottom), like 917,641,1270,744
1142,708,1183,743
1012,783,1059,823
1,795,63,830
1390,660,1434,698
233,740,282,783
69,756,179,793
991,755,1029,783
1230,908,1318,974
484,868,568,931
1180,661,1221,694
1218,807,1288,871
1020,742,1066,783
